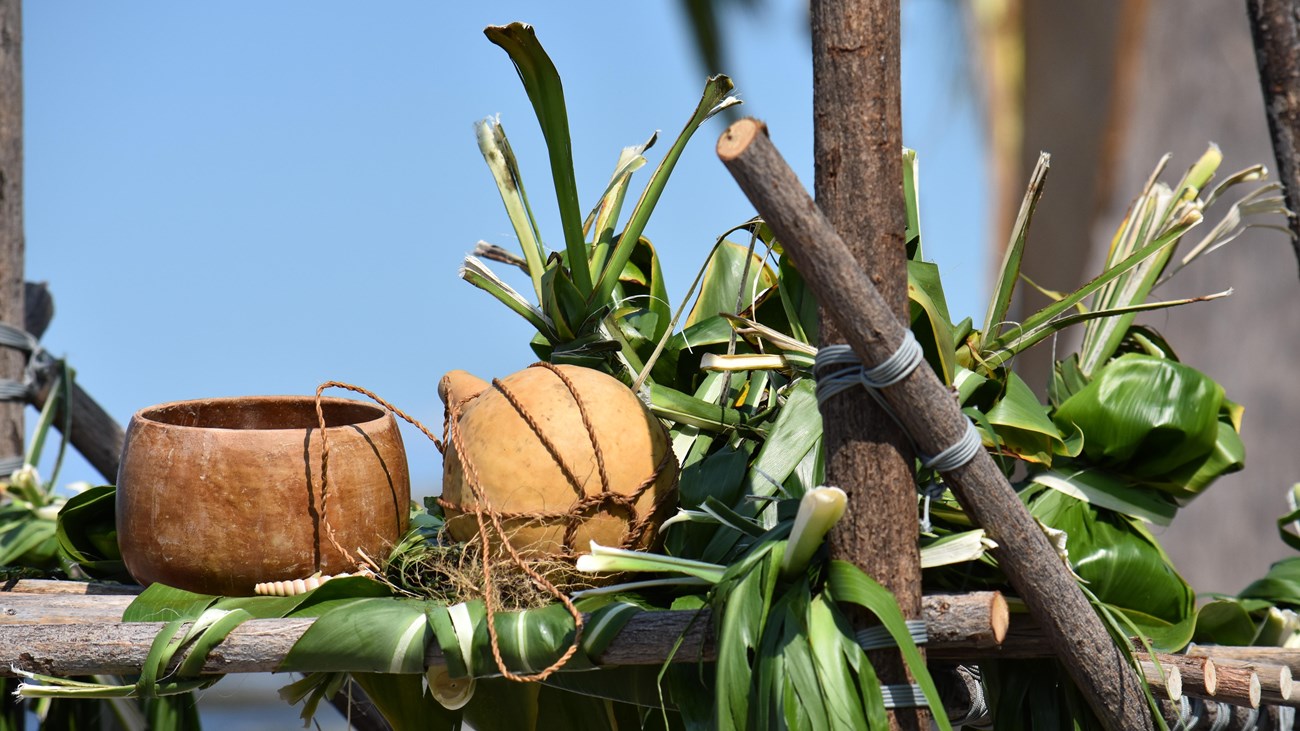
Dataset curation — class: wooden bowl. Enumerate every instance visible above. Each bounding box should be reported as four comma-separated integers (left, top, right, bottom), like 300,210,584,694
116,396,409,596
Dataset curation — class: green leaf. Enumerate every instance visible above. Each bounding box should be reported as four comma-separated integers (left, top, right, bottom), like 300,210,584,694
742,378,820,501
825,561,952,731
1194,599,1260,646
460,257,559,342
1241,557,1300,607
776,254,819,347
1029,490,1195,652
56,485,129,581
1029,469,1177,527
353,672,461,731
983,152,1050,344
474,117,547,300
685,240,776,327
591,74,737,309
484,23,591,295
807,594,870,729
713,542,780,729
620,237,673,343
648,383,761,436
908,260,955,384
903,148,922,260
978,214,1201,371
123,584,217,623
985,371,1071,466
1052,354,1227,498
281,597,431,674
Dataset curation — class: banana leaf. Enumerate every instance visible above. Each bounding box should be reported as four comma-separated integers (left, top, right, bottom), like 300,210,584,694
280,597,431,674
1029,490,1195,651
985,371,1078,466
1052,354,1229,498
1193,599,1262,645
352,672,459,731
1241,557,1300,607
55,485,129,581
1028,469,1177,527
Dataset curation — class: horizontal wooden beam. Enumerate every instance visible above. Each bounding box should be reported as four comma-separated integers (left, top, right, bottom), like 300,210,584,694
0,586,1008,676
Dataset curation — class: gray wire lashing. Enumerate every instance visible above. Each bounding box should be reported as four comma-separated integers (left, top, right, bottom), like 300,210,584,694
0,323,56,478
855,619,927,651
814,331,983,479
880,683,929,710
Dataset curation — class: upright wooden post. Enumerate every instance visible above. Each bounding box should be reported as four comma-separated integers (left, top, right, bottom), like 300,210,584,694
1246,0,1300,272
811,2,926,729
0,0,22,469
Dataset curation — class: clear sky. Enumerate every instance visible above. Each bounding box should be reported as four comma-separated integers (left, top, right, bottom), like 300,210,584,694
21,1,986,496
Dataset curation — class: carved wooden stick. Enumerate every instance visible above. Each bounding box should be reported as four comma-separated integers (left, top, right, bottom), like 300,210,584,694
716,117,1153,731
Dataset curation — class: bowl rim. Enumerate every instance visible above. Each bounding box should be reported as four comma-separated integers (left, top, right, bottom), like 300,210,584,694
130,395,391,432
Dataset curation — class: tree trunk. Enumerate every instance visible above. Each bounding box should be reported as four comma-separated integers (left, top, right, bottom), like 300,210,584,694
810,1,926,728
0,0,22,472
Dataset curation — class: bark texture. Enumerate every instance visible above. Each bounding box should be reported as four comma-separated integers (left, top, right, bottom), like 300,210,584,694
810,2,925,728
0,0,22,471
1248,0,1300,270
718,118,1154,731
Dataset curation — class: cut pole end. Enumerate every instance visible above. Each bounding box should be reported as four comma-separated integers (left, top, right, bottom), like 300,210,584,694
989,592,1009,644
717,118,767,162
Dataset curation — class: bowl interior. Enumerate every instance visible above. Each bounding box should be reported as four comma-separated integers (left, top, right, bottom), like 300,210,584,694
137,397,385,431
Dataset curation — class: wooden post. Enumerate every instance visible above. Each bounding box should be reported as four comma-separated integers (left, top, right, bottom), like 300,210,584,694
1246,0,1300,272
810,2,925,728
717,118,1155,730
0,0,22,472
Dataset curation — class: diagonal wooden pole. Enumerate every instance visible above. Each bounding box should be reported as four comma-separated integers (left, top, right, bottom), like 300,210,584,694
718,117,1155,731
810,2,927,729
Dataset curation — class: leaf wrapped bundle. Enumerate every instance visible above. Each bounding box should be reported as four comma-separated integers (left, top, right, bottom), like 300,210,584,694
1052,354,1243,502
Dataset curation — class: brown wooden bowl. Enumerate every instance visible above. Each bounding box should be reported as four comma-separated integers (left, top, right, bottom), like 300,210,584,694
116,396,409,596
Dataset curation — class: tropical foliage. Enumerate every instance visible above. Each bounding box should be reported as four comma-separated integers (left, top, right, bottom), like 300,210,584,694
10,19,1297,731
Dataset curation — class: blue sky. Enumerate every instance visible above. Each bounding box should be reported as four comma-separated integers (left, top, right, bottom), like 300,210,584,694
22,2,986,494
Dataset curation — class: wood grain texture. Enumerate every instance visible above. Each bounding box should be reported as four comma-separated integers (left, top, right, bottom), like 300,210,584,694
810,1,923,728
717,118,1154,731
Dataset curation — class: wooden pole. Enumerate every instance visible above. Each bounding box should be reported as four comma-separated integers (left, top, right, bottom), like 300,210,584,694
717,118,1155,730
1137,651,1217,699
1207,664,1263,709
1188,644,1300,679
1246,0,1300,273
0,0,22,472
21,286,126,483
809,2,925,728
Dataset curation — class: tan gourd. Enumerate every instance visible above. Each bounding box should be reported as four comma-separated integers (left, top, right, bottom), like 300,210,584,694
439,364,677,557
